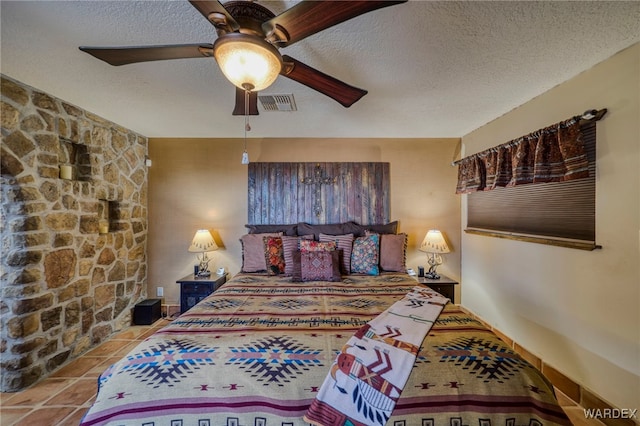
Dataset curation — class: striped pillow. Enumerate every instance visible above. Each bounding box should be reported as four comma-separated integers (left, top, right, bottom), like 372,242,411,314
319,233,354,274
281,235,313,276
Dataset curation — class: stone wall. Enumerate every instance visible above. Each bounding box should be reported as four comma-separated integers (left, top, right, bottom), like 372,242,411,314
0,75,148,392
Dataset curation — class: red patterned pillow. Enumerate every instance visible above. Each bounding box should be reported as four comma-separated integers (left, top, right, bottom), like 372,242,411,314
299,240,337,252
263,236,285,275
300,250,342,282
290,250,342,282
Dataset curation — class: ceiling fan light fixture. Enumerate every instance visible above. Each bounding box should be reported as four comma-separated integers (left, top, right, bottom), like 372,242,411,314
213,33,282,92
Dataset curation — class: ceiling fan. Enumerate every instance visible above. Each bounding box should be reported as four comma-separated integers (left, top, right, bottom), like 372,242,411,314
80,0,407,115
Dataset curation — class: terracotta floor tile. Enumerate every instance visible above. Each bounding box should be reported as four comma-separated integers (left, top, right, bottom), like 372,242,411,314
0,391,12,404
151,318,169,328
84,339,134,357
12,406,76,426
1,378,69,407
113,341,142,357
85,392,97,407
83,356,120,378
0,392,13,406
50,356,105,378
59,407,90,426
0,408,31,426
7,318,192,425
138,326,163,340
45,378,96,406
111,326,153,340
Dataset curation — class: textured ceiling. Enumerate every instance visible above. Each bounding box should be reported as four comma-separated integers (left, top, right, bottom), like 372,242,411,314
1,1,639,139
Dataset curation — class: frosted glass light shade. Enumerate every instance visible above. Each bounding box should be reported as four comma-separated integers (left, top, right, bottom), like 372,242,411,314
213,33,283,92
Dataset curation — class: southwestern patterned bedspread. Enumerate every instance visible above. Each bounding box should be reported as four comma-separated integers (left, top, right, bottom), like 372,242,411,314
80,273,570,426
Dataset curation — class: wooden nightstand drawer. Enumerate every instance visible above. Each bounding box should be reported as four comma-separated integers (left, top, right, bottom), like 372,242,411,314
415,275,459,303
181,283,213,294
426,284,454,300
176,274,227,313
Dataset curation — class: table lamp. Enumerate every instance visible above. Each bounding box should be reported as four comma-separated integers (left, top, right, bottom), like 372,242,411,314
188,229,218,277
419,229,450,279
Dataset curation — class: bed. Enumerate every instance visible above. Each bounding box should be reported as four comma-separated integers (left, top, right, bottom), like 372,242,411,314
80,225,570,426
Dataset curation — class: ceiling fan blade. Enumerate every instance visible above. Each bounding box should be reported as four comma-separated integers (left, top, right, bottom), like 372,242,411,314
79,44,214,66
232,87,259,116
263,1,407,47
189,0,240,32
281,55,367,107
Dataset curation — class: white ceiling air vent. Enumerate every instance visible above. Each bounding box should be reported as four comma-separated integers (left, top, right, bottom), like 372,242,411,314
258,94,297,112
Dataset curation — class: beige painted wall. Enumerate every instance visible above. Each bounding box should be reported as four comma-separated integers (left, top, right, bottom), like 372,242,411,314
148,137,461,305
460,43,639,409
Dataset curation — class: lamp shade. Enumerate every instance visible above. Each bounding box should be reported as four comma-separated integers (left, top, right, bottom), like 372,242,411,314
419,230,450,253
188,230,218,253
213,33,283,92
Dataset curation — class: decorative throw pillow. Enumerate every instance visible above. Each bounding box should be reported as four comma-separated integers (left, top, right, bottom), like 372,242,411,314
319,233,354,274
240,233,282,272
281,235,314,275
378,233,408,272
263,236,285,275
299,239,337,252
350,233,380,275
291,250,341,282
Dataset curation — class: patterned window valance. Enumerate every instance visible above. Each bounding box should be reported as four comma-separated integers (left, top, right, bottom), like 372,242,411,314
454,116,590,194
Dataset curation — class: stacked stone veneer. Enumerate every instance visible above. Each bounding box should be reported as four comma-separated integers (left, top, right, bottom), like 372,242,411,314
1,75,148,392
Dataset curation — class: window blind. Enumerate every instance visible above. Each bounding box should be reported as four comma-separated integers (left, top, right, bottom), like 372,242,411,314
466,121,598,250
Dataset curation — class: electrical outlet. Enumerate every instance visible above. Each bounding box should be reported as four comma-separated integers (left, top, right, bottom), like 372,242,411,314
156,287,164,297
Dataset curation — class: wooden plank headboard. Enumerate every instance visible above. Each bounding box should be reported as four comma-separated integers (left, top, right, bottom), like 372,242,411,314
248,162,390,225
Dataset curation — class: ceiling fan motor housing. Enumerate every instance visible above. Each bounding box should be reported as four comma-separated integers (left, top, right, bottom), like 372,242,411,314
219,1,276,37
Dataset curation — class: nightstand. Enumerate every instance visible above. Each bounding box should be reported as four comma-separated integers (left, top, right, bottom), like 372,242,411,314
415,274,458,303
176,273,227,313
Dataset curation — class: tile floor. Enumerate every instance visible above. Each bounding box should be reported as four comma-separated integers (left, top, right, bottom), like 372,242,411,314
1,319,604,426
1,320,165,426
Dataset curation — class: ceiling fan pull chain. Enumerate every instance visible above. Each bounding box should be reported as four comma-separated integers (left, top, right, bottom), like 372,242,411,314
244,89,251,132
242,89,250,165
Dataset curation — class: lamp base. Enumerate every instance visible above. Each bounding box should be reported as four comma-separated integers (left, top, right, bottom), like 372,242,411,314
425,252,443,280
425,262,441,280
196,253,211,277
